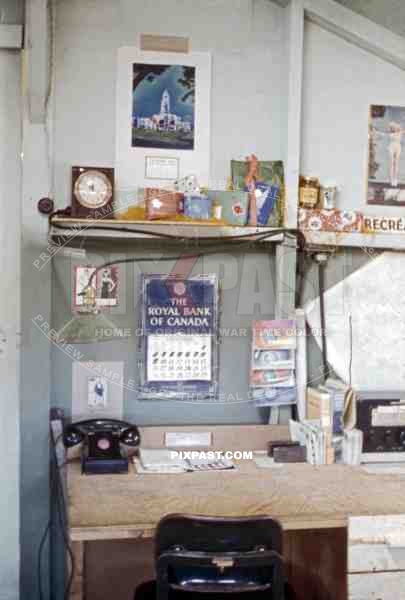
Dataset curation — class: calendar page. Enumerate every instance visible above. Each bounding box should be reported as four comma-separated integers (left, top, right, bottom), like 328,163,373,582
147,334,211,382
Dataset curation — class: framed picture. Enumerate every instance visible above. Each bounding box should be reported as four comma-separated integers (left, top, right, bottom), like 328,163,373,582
96,266,119,307
368,104,405,206
73,266,97,309
116,48,211,190
73,266,119,310
138,274,219,400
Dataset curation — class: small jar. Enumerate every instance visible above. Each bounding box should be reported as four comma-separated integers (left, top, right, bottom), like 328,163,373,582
299,176,320,209
319,183,338,210
212,198,222,221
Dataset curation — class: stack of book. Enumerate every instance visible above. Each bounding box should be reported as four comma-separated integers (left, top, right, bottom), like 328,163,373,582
305,378,357,464
289,418,335,465
307,378,356,436
250,320,297,407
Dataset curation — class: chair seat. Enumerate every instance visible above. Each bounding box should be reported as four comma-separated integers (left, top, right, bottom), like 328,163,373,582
135,580,276,599
171,565,273,591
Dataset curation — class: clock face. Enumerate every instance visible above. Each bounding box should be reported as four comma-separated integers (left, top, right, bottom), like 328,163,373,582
74,170,113,209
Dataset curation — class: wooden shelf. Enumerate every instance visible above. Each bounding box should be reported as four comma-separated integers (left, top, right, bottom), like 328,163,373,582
49,217,285,244
304,230,405,251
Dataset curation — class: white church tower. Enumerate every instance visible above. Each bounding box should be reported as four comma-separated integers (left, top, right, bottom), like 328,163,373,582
160,89,170,115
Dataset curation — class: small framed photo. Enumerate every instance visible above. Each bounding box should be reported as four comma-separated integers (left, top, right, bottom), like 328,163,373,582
73,265,119,309
96,266,119,307
73,266,97,309
87,376,108,409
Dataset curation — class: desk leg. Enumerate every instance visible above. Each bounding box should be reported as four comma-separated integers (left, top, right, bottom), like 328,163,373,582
70,540,84,600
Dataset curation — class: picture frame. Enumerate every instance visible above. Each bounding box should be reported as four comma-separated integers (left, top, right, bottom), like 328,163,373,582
368,104,405,206
115,48,211,190
73,265,119,310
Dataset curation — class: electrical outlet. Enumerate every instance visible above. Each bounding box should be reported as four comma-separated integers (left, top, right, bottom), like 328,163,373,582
72,361,124,420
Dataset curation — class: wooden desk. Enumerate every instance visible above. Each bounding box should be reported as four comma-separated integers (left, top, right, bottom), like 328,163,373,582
67,425,405,600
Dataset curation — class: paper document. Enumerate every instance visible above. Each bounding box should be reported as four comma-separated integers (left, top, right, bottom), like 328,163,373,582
136,448,235,473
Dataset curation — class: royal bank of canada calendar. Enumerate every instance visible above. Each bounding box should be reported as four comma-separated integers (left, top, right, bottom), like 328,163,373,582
139,274,219,399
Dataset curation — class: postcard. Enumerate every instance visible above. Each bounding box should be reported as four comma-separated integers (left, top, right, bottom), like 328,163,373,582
252,320,297,349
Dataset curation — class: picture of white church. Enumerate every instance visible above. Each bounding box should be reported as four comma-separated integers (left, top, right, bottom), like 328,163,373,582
132,63,195,150
134,89,192,134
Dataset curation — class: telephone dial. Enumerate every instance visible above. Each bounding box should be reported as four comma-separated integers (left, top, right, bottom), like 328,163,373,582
63,419,141,475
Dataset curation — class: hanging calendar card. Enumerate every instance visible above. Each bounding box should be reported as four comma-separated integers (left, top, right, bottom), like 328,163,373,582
139,274,219,400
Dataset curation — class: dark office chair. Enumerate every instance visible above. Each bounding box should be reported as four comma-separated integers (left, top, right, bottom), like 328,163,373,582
134,514,289,600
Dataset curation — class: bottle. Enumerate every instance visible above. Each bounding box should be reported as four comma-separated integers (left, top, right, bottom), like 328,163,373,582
299,176,320,209
212,197,222,221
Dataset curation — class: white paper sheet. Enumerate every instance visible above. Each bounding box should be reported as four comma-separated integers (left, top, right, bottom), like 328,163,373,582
147,334,212,382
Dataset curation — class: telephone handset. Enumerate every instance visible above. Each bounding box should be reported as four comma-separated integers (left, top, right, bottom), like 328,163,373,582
63,419,141,475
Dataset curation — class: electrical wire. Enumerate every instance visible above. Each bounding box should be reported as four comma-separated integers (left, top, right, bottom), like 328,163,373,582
49,431,75,600
48,224,306,297
38,465,56,600
38,430,76,600
49,212,306,303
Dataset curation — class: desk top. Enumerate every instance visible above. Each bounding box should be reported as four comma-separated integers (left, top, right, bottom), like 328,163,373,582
68,457,405,541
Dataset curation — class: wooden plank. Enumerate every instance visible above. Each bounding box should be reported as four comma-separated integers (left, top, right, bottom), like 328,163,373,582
0,25,22,49
70,541,84,600
85,539,155,600
285,528,347,600
272,0,304,425
25,0,51,123
140,34,189,53
70,526,154,542
284,0,304,229
139,424,289,452
349,572,405,600
349,515,405,544
49,218,285,244
305,230,405,251
349,515,405,573
67,455,405,538
349,544,405,574
304,0,405,72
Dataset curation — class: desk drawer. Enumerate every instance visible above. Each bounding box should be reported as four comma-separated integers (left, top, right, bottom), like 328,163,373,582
349,515,405,573
349,572,405,599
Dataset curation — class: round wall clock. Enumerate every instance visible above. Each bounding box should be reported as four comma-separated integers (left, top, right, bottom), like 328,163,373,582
71,166,114,218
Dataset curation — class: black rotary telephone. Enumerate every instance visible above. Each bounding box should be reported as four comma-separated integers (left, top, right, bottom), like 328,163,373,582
63,419,141,475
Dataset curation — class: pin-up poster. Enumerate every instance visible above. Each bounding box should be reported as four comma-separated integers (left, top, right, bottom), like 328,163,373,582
139,274,219,399
368,104,405,206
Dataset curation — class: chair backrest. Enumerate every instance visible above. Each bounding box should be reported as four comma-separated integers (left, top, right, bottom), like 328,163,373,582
155,513,283,558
